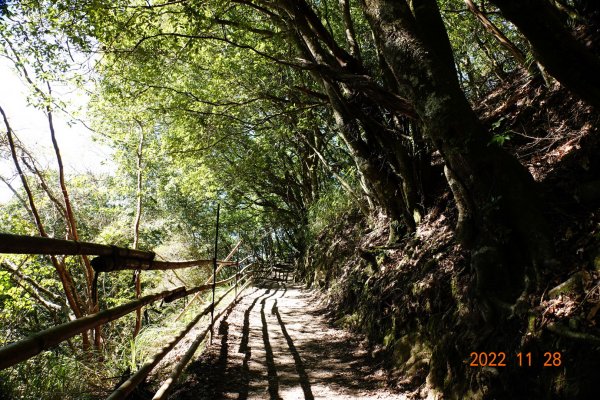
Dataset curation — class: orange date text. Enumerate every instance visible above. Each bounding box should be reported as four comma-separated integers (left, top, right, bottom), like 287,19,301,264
468,352,562,367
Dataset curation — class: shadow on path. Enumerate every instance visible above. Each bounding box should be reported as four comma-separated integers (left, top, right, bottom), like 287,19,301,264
261,294,281,400
238,288,278,400
169,284,403,400
214,317,229,398
169,298,238,400
271,299,314,400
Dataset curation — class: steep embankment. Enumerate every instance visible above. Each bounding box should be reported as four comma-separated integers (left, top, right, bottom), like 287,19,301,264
302,75,600,399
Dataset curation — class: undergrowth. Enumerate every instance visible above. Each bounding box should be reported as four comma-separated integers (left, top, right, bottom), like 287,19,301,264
303,75,600,399
0,258,233,399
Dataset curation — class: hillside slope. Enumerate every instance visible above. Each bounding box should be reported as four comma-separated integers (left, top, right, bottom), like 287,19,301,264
302,75,600,400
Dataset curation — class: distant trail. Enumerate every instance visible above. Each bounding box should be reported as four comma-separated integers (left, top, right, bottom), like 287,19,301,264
169,283,406,400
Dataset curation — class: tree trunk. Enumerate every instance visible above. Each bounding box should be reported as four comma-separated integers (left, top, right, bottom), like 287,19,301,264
361,0,555,296
275,0,419,237
132,123,145,338
46,103,95,292
339,0,361,59
464,0,527,68
324,81,416,239
0,44,94,344
46,97,101,350
490,0,600,109
1,106,91,349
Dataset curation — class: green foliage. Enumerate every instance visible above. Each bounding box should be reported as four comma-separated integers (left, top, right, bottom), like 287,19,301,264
0,5,355,393
308,174,357,238
489,132,511,146
0,347,101,400
440,0,531,99
488,116,512,146
0,0,553,397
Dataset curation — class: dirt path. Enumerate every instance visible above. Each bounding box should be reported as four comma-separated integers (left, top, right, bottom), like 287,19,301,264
169,282,407,400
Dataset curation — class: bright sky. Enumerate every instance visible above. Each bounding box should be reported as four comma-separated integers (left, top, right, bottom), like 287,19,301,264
0,57,114,203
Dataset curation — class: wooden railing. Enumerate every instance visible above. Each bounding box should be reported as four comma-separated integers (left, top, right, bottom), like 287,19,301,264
0,233,237,272
272,263,294,282
0,231,257,398
251,259,294,282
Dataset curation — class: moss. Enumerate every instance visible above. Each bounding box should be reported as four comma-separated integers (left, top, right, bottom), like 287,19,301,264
391,332,432,376
383,331,395,348
450,275,460,298
548,271,587,298
527,314,537,335
334,312,361,330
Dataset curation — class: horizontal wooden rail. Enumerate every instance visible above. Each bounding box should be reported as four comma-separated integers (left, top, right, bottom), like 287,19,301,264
174,262,255,321
0,233,152,259
108,275,253,400
0,271,249,371
162,270,249,303
214,262,254,286
90,257,237,273
0,233,236,273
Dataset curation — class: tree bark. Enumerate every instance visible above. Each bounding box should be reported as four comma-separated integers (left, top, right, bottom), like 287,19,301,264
490,0,600,109
1,106,90,349
463,0,528,69
324,81,416,238
339,0,361,59
360,0,554,294
46,94,95,292
132,122,145,338
46,89,100,350
273,0,420,236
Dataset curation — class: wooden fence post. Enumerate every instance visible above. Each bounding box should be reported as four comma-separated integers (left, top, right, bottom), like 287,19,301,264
210,203,220,345
235,250,239,299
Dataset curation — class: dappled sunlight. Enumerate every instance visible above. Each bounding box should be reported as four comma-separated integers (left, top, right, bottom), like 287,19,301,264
168,283,406,399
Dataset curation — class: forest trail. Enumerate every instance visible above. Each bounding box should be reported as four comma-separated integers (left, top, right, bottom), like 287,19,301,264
169,283,406,400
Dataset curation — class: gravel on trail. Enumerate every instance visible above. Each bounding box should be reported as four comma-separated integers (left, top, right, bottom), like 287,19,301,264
168,282,408,400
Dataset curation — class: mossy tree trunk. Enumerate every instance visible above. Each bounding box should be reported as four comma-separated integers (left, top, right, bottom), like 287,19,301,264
360,0,555,302
274,0,421,238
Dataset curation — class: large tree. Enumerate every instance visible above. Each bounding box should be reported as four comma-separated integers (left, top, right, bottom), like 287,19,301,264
3,0,568,319
53,0,558,304
358,0,555,306
490,0,600,109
